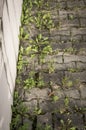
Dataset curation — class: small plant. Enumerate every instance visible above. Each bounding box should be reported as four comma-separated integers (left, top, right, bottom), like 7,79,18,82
68,14,74,20
34,12,54,30
64,97,70,107
10,91,29,130
19,27,29,40
33,0,44,8
69,127,76,130
17,46,24,73
64,47,77,54
62,77,73,88
36,124,52,130
52,95,59,102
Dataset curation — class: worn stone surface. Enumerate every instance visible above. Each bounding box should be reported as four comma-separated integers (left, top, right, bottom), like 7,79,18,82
14,0,86,129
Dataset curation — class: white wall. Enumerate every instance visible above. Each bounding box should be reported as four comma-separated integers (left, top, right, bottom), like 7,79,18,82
0,0,22,130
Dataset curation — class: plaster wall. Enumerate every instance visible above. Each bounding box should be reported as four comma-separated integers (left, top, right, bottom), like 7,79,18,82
0,0,22,129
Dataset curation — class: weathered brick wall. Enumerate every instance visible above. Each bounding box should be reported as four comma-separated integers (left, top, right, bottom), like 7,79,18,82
0,0,22,129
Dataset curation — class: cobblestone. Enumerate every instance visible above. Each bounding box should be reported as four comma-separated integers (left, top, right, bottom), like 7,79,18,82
79,84,86,99
13,0,86,129
63,54,86,63
65,89,80,99
71,28,86,36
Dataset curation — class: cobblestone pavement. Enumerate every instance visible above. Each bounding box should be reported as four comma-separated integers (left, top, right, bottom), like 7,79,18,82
14,0,86,130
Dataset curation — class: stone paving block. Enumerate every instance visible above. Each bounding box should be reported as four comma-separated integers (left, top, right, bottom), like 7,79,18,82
63,54,86,63
37,113,52,128
65,89,80,99
71,28,86,36
76,62,86,70
49,71,64,85
45,55,62,63
83,35,86,41
25,88,50,101
24,100,37,115
50,55,63,63
54,88,65,98
39,99,52,113
50,9,58,20
67,0,85,9
52,42,72,50
70,113,84,129
58,1,67,10
71,35,83,42
23,118,32,130
73,42,86,50
79,84,86,99
59,10,68,20
43,71,64,85
50,28,70,36
51,98,65,111
65,71,86,83
80,18,86,27
55,62,76,71
60,18,80,28
81,100,86,107
78,9,86,18
50,35,61,42
68,18,80,27
69,99,81,108
60,35,71,42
